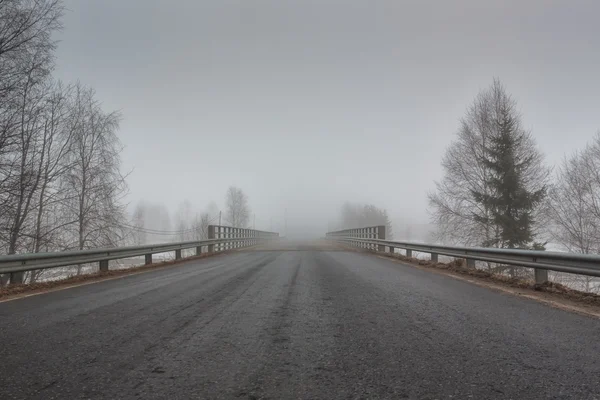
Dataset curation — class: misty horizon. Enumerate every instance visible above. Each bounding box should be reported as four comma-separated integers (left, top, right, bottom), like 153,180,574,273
50,0,599,238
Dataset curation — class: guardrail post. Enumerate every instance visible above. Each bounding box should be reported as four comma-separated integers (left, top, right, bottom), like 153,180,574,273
9,272,24,284
389,246,395,254
431,253,438,263
208,225,215,253
377,225,386,252
535,268,548,284
217,226,222,252
406,249,412,258
99,260,109,272
466,258,475,269
175,249,182,260
220,226,224,251
145,254,152,265
225,227,230,251
196,246,202,256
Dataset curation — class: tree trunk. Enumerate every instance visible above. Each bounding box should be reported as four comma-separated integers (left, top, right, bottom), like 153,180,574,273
9,228,23,284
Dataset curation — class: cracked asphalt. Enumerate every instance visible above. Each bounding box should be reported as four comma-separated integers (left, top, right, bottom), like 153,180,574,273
1,243,600,399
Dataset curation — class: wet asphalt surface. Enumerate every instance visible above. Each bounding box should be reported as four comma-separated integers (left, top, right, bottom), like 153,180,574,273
1,244,600,399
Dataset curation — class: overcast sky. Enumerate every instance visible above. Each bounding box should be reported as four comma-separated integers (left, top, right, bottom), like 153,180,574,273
53,0,600,237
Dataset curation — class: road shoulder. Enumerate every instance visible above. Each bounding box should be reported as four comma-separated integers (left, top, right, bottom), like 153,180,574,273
375,253,600,319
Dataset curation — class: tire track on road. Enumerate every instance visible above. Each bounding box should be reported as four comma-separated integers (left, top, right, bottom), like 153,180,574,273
235,254,302,399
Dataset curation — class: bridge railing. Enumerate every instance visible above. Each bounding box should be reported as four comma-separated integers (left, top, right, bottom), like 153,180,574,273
1,225,279,285
326,226,600,284
208,225,279,253
326,226,387,252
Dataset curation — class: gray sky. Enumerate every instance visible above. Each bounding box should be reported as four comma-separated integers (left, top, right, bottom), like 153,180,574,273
53,0,600,237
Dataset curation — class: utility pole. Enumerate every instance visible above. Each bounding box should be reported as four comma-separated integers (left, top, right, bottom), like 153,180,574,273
253,213,256,230
284,208,287,238
219,211,222,226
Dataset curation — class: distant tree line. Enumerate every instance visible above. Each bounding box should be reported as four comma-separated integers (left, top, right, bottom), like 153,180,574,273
334,202,394,239
0,1,128,284
129,186,252,244
429,78,600,284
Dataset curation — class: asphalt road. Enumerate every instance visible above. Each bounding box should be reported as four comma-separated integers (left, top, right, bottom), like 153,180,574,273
1,245,600,399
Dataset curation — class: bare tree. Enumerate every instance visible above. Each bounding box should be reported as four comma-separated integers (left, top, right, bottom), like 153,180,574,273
338,202,393,239
580,133,600,226
60,84,128,273
22,81,76,282
0,0,63,97
548,150,599,254
173,200,193,241
125,201,174,244
130,203,146,245
0,0,63,284
0,0,62,194
2,46,55,283
0,2,133,284
30,82,75,243
225,186,250,228
191,212,211,240
428,84,496,246
190,202,220,241
544,133,600,292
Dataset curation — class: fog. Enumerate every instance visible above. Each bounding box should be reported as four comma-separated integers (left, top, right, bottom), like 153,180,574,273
52,0,600,239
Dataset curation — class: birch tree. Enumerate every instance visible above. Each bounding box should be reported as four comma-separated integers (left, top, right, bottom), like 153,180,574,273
0,0,63,98
225,186,250,228
60,84,128,273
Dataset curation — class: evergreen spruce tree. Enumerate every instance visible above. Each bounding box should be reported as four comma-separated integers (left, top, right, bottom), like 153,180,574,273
472,83,546,249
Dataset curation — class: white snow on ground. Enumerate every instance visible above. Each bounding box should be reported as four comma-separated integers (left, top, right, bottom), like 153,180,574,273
32,252,178,283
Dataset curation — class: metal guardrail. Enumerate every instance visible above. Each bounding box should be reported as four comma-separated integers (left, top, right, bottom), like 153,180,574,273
1,225,279,284
326,226,600,283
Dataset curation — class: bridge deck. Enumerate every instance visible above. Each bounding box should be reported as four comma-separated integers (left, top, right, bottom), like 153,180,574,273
1,245,599,399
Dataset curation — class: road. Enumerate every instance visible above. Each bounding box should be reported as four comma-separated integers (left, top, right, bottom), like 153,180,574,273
1,242,600,399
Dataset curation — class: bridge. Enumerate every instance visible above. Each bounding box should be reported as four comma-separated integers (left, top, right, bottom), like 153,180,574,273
1,226,600,399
